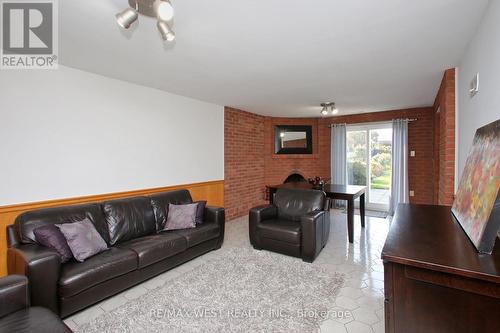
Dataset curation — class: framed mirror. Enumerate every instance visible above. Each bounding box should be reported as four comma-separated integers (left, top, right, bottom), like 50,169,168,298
275,125,313,154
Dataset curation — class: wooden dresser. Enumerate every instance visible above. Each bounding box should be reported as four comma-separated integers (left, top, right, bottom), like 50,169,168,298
382,204,500,333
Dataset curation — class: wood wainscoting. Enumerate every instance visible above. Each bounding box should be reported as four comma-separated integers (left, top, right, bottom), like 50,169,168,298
0,180,224,276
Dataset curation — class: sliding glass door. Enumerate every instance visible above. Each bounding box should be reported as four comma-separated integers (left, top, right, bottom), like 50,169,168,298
346,123,392,211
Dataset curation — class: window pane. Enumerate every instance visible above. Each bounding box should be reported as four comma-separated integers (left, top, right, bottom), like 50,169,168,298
369,128,392,205
347,130,367,186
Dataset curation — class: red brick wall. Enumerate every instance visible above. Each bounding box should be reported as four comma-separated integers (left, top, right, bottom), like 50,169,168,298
320,108,436,205
264,117,330,185
433,69,456,205
224,107,266,220
224,107,437,220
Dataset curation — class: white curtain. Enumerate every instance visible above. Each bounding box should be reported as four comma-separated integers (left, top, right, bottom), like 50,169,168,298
331,124,347,208
389,119,409,215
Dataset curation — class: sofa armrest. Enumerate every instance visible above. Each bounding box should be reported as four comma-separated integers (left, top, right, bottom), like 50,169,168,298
0,275,29,318
205,206,225,247
7,244,61,315
300,210,327,262
249,205,278,248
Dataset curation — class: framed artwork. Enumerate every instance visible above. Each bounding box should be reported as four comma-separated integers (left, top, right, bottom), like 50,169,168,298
452,119,500,254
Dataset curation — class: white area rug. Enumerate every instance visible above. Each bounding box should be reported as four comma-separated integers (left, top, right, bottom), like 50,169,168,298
75,248,344,333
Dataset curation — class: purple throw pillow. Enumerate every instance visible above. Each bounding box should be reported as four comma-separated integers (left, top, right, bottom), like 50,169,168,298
163,203,198,231
56,218,108,262
194,201,207,225
33,224,73,263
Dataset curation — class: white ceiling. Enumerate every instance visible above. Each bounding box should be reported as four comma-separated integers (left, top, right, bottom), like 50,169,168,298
59,0,489,117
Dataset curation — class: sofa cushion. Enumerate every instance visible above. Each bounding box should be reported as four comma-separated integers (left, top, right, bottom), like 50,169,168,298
59,248,137,298
194,201,207,224
33,224,73,263
15,203,109,245
171,223,220,248
103,197,156,245
0,307,72,333
257,218,301,244
150,189,193,231
117,233,187,269
56,218,108,262
274,188,325,222
163,203,198,231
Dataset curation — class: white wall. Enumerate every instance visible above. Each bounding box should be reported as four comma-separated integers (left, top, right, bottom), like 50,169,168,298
0,66,224,205
457,0,500,179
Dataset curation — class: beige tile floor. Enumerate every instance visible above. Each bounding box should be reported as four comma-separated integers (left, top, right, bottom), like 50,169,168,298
64,210,390,333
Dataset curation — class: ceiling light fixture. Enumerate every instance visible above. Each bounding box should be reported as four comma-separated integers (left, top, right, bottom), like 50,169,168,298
321,106,329,116
115,7,139,29
157,20,176,41
116,0,176,42
156,0,174,21
320,102,339,116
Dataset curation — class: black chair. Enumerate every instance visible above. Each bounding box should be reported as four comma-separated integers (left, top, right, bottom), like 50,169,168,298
249,188,330,262
0,275,71,333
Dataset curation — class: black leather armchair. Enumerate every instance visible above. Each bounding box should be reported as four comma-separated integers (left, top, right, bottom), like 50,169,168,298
249,188,330,262
0,275,71,333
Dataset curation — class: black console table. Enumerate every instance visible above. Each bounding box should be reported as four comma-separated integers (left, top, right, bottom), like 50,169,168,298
382,204,500,333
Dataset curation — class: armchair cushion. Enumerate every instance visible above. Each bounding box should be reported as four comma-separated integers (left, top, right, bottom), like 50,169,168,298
0,275,29,318
257,219,301,244
274,188,325,222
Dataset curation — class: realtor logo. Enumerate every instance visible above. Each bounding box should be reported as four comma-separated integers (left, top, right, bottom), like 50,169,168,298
1,0,58,69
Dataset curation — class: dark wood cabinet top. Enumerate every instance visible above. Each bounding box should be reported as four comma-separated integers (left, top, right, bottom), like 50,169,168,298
382,204,500,284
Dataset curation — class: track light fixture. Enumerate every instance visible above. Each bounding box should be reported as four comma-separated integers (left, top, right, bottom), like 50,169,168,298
116,7,139,29
116,0,176,42
320,102,339,116
321,106,329,116
157,21,176,41
156,0,174,21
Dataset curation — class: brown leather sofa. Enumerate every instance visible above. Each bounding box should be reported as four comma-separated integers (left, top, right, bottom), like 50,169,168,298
249,188,330,262
0,275,71,333
7,189,225,318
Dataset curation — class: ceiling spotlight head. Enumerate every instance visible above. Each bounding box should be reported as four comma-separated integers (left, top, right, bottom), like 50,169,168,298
157,20,175,41
331,107,339,115
116,7,139,29
320,107,329,116
156,0,174,21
